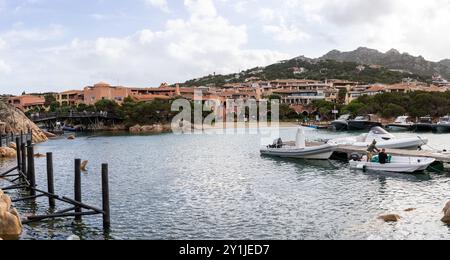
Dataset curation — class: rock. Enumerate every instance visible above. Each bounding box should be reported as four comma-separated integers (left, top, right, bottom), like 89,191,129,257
0,147,16,158
43,131,57,138
67,234,81,240
129,124,142,133
140,125,155,132
0,190,23,239
67,135,76,140
81,160,88,172
404,208,416,212
34,153,47,158
7,142,16,150
0,102,48,143
441,201,450,224
378,214,401,223
443,201,450,214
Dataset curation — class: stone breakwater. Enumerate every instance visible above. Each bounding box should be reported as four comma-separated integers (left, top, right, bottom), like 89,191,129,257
0,189,23,240
129,124,172,134
0,101,47,143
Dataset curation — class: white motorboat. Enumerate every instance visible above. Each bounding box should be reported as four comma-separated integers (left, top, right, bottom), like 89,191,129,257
350,155,436,173
328,127,428,150
260,128,336,160
386,116,413,131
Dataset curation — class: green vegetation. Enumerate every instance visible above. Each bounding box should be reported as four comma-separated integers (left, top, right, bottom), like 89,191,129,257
183,59,429,87
342,91,450,118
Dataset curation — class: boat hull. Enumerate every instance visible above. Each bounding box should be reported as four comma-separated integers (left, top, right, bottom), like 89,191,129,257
331,120,348,131
347,121,382,131
433,124,450,133
385,124,413,131
260,144,335,160
413,123,433,132
350,157,436,173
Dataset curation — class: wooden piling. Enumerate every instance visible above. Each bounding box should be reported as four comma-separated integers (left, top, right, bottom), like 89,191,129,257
0,134,3,147
26,140,36,196
21,143,27,177
46,153,56,208
74,159,82,221
15,137,21,172
102,164,111,230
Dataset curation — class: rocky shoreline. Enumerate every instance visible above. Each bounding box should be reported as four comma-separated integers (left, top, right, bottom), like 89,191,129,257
0,189,23,240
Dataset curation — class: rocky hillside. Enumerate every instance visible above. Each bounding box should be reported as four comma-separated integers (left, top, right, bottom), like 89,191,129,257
0,102,47,143
184,56,428,87
183,47,448,87
320,47,450,79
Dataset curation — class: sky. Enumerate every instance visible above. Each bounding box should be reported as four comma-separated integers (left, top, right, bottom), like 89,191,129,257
1,0,450,94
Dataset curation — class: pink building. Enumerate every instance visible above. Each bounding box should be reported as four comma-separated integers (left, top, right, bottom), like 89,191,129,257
83,82,131,105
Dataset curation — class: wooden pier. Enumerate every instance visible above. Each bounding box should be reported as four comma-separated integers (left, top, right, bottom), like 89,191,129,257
334,145,450,163
0,131,111,230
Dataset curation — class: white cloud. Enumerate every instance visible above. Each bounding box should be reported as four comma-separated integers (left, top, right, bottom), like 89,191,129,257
0,60,11,75
1,24,65,44
144,0,170,13
0,0,288,93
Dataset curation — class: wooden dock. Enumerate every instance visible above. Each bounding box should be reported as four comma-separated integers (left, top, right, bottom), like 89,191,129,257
334,145,450,163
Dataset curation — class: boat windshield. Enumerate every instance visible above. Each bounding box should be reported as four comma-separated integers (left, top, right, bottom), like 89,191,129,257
338,114,351,120
420,117,432,123
369,127,390,135
440,117,450,122
395,116,409,123
354,116,368,121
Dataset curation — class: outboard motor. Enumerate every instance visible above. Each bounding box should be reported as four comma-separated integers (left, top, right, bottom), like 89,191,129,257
350,153,363,162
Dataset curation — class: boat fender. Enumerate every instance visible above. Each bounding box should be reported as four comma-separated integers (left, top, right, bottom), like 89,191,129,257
363,165,367,173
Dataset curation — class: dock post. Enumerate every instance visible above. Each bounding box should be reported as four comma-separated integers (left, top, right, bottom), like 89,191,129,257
27,140,36,196
47,153,56,208
15,137,21,172
21,142,27,177
74,159,82,221
20,131,23,146
101,164,111,230
10,132,13,144
0,134,3,147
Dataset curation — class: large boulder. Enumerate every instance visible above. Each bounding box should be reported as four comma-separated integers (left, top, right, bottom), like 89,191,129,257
0,147,16,158
129,124,142,133
0,190,23,239
442,201,450,224
0,101,47,143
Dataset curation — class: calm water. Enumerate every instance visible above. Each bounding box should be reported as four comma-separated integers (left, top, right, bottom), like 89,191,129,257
1,128,450,240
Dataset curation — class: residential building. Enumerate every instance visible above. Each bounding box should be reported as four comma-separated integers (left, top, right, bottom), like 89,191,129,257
57,90,84,106
8,95,46,111
83,82,131,105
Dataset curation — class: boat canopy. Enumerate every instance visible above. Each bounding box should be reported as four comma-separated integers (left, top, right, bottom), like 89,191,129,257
337,114,351,121
394,116,410,123
365,127,395,142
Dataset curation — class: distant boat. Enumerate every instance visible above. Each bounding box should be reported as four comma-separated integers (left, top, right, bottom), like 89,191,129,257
62,125,84,132
260,128,336,160
386,116,413,131
413,117,434,132
433,116,450,133
347,115,382,131
331,114,351,131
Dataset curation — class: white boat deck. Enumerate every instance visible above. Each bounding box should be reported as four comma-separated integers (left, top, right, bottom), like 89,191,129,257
334,145,450,163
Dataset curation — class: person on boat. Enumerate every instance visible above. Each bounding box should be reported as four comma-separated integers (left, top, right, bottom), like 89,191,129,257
367,140,380,162
276,138,283,148
378,149,389,164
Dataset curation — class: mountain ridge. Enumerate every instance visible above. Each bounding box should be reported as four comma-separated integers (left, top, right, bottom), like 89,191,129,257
183,47,448,87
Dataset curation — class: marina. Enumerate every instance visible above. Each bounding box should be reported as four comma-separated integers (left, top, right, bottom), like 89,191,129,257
1,128,450,240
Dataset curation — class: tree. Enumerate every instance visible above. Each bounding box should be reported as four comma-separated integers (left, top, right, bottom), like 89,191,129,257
44,94,57,107
337,88,348,104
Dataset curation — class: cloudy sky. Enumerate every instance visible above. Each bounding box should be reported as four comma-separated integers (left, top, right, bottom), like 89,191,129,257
1,0,450,94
